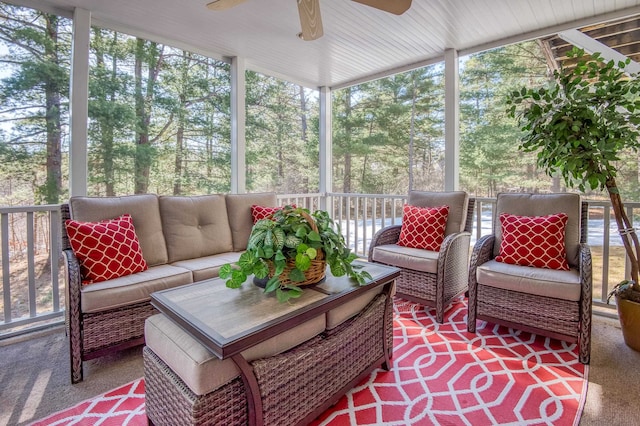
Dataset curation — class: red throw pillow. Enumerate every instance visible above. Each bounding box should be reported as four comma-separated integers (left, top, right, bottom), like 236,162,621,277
65,214,148,284
397,204,449,251
251,204,296,223
495,213,570,270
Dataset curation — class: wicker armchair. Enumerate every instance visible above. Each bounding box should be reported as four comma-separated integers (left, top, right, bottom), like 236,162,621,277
467,193,592,364
368,191,474,323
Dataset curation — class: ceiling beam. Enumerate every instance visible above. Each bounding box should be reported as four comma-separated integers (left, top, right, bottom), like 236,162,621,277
558,29,640,74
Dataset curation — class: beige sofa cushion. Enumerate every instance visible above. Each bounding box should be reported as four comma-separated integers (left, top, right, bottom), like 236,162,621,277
145,312,326,396
326,285,384,329
159,195,233,263
476,259,581,302
69,194,168,266
81,264,193,313
408,191,469,235
171,252,243,282
371,244,439,273
493,193,581,267
225,192,277,251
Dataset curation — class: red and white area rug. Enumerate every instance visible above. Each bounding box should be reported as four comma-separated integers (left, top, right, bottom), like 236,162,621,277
31,299,588,426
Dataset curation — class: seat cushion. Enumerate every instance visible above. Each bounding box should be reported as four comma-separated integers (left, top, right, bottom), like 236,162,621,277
81,264,193,313
371,244,439,273
159,195,233,263
476,260,581,302
145,312,326,396
225,193,277,251
69,194,168,266
325,285,384,329
171,252,243,282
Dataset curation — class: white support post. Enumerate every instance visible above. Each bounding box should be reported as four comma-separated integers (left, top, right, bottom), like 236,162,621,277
444,48,460,191
319,86,332,210
230,56,246,194
69,8,90,197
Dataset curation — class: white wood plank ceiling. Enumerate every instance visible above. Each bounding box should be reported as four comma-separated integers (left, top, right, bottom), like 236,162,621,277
16,0,640,88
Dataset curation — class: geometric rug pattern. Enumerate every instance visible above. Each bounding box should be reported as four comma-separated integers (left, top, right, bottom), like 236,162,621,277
29,379,146,426
313,298,588,426
30,298,588,426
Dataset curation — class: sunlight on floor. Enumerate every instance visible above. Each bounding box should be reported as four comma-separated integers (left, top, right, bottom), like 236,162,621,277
18,369,52,424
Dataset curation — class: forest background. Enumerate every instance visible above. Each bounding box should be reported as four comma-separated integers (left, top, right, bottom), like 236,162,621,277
3,3,640,208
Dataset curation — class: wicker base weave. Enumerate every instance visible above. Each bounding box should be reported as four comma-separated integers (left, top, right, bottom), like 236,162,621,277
83,302,157,353
477,285,580,339
144,293,391,426
144,347,248,426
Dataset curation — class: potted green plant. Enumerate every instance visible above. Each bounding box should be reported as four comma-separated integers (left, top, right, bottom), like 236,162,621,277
220,206,372,303
506,47,640,350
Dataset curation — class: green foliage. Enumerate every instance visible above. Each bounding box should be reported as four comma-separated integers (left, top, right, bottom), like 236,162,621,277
506,48,640,193
220,206,372,303
507,47,640,294
459,42,550,196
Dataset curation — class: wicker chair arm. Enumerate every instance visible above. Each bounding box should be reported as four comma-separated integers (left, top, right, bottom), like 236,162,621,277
469,234,495,271
578,242,593,364
579,243,593,300
467,234,494,332
438,231,471,262
62,248,82,299
62,247,84,382
368,225,402,261
437,231,472,301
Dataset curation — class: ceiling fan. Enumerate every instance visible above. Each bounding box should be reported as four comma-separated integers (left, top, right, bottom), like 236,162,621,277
206,0,412,41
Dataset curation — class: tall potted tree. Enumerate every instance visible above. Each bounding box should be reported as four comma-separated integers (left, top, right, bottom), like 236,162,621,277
506,47,640,350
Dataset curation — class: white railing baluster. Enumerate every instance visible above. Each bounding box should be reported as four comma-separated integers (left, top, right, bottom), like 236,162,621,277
50,209,61,312
27,211,36,317
2,212,10,324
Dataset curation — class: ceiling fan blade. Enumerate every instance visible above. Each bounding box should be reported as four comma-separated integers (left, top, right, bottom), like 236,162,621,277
206,0,249,11
297,0,324,41
352,0,412,15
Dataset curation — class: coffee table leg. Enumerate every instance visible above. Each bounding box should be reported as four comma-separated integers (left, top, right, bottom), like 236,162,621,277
232,354,263,426
382,280,395,371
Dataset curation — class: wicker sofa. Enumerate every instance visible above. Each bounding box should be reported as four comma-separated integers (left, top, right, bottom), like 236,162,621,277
60,192,277,383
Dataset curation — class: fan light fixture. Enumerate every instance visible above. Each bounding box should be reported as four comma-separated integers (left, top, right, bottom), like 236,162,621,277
206,0,412,41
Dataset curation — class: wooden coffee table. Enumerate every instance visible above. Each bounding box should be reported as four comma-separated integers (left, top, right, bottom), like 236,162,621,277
150,260,400,426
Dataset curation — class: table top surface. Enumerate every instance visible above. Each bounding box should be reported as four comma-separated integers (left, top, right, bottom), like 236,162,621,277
151,260,399,358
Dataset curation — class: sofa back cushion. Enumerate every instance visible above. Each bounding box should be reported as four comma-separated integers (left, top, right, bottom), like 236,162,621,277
225,192,277,251
69,194,168,266
159,195,233,263
408,191,469,236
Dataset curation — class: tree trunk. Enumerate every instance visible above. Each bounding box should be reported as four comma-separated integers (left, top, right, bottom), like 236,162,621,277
44,15,62,204
343,87,352,195
606,176,640,288
408,73,417,191
134,39,161,194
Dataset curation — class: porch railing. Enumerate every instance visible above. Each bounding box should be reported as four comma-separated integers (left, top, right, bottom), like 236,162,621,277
0,193,630,338
0,204,63,338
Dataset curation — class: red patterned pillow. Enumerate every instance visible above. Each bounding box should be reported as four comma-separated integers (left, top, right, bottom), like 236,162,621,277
397,204,449,251
251,204,296,223
496,213,569,270
65,214,148,284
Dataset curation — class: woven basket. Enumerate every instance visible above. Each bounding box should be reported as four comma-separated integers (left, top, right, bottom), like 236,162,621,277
267,209,326,287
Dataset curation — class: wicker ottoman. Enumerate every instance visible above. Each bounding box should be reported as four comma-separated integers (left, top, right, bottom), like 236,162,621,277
144,293,391,426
